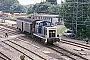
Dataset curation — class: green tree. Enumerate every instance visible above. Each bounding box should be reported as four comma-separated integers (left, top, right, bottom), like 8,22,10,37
27,6,33,14
48,5,58,14
32,2,52,13
0,0,27,14
10,3,27,14
0,0,19,11
27,2,59,14
61,0,90,39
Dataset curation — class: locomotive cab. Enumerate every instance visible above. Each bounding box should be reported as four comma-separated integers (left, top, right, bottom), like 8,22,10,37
45,26,60,44
33,20,60,44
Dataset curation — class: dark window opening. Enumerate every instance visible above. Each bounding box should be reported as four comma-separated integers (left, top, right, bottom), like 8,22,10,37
49,30,56,38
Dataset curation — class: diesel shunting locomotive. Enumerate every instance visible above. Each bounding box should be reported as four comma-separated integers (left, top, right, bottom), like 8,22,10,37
16,17,60,44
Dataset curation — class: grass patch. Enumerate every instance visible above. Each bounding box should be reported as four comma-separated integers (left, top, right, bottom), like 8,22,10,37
57,26,67,35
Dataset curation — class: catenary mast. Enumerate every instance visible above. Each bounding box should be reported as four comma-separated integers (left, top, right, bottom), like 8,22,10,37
61,0,90,39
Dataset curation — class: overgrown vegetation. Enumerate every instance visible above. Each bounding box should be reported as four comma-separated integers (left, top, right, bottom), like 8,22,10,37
27,2,60,14
0,0,27,14
60,0,90,39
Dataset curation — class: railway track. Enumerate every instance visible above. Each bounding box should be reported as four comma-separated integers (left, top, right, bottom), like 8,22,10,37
7,40,46,60
0,56,6,60
0,39,45,59
47,44,88,60
0,51,11,60
61,39,90,50
19,36,75,60
21,35,88,60
0,26,20,35
2,41,35,60
0,24,47,60
0,36,33,60
0,23,20,34
0,28,18,35
0,22,89,60
17,33,89,60
0,23,17,30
